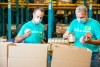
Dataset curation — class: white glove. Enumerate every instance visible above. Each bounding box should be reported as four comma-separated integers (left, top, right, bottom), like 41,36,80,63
63,32,70,39
24,28,31,33
79,36,86,44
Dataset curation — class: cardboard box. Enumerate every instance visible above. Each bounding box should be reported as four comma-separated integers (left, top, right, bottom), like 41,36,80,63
0,42,12,67
93,0,97,4
8,43,48,67
44,24,48,31
34,0,44,4
58,0,72,4
56,24,69,34
56,10,64,15
0,57,7,67
79,0,97,4
51,45,92,67
6,24,21,37
8,58,46,67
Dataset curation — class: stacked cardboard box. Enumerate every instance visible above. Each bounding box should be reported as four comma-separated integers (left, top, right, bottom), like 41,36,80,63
57,0,72,4
56,10,64,15
6,24,22,37
34,0,44,4
8,43,48,67
79,0,97,4
44,24,48,31
56,24,69,34
51,45,92,67
11,0,25,2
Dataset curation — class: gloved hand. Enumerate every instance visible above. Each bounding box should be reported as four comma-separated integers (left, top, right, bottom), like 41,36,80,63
79,36,87,44
24,28,31,33
24,28,31,38
63,32,70,39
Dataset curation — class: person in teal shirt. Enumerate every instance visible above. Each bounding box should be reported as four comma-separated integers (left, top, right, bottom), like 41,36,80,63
15,7,46,44
63,5,100,67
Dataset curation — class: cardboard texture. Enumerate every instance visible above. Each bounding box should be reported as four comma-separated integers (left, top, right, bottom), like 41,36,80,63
52,60,90,67
0,42,11,67
57,0,72,4
11,0,25,2
8,43,48,67
8,45,47,58
56,10,64,15
56,24,69,34
8,58,46,67
0,57,7,67
79,0,97,4
51,45,92,67
44,24,48,31
34,0,44,4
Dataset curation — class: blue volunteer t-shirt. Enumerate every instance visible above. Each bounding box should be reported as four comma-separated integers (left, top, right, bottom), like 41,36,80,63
18,21,44,43
67,18,100,52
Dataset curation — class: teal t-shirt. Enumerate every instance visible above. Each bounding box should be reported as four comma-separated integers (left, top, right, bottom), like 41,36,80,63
18,21,44,43
67,18,100,52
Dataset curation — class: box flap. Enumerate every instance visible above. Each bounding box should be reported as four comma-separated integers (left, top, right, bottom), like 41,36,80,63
52,45,92,63
8,44,48,59
8,58,47,67
51,59,90,67
0,57,7,67
0,42,11,57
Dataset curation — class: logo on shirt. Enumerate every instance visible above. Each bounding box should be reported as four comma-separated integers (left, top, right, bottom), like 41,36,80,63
74,28,90,33
31,31,43,37
85,26,91,30
38,32,42,37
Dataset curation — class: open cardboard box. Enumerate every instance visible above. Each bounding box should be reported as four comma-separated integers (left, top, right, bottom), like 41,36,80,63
7,43,49,67
51,44,92,67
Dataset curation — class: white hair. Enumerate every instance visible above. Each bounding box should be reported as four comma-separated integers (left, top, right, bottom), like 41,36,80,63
75,5,88,13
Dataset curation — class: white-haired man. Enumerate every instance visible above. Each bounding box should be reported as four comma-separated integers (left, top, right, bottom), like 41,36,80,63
63,5,100,67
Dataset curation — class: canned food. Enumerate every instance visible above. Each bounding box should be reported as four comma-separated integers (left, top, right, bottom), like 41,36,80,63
69,42,74,46
58,38,62,43
48,38,51,43
54,38,58,43
48,44,53,53
68,33,75,42
61,38,65,44
51,38,55,43
0,36,7,42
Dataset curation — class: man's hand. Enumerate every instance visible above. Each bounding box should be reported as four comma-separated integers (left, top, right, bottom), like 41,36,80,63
79,36,86,44
79,36,92,44
23,28,31,38
85,37,92,44
63,32,70,39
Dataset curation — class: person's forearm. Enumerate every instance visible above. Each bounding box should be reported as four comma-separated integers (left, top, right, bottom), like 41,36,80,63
90,40,100,45
15,35,26,43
